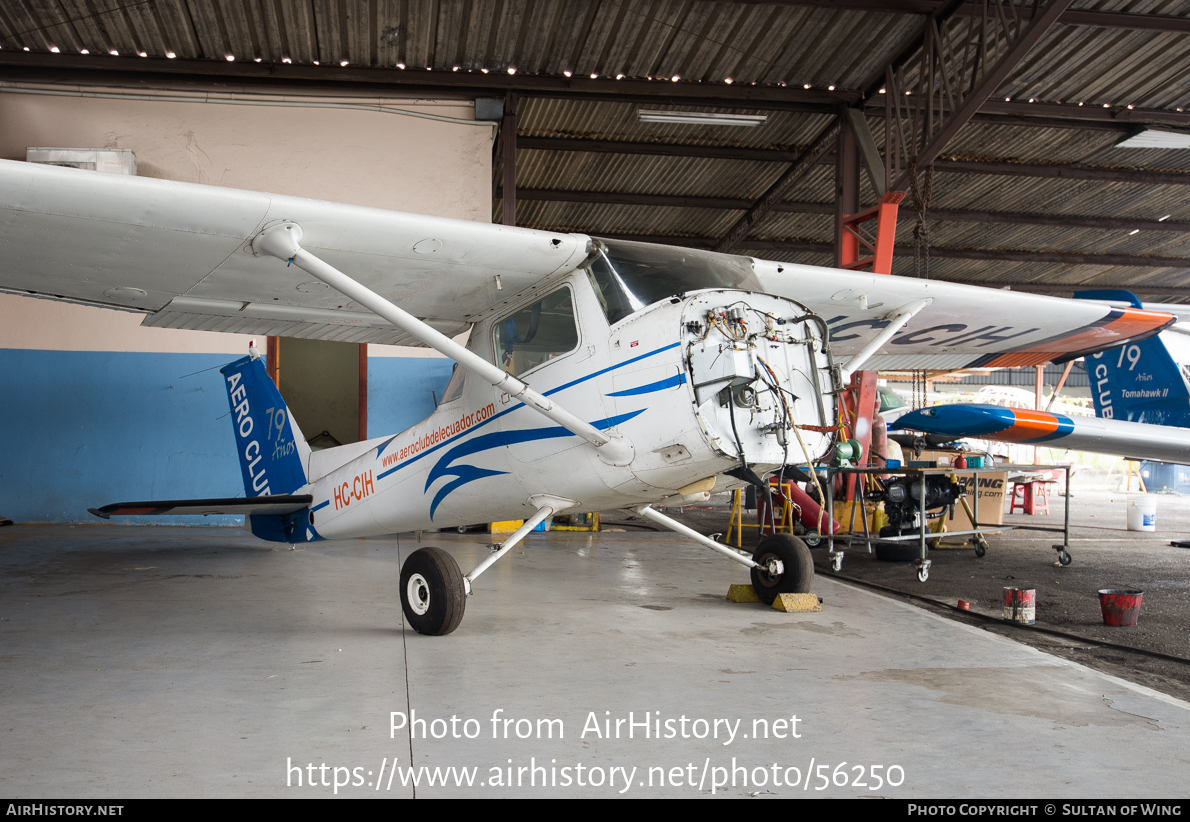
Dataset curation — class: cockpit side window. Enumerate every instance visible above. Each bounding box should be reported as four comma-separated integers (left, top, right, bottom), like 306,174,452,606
585,252,640,326
440,363,465,404
494,286,580,377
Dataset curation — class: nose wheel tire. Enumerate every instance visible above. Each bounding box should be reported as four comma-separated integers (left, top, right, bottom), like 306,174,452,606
750,534,813,604
400,546,466,636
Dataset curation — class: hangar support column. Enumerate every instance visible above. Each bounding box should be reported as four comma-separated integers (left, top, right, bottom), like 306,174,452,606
502,93,517,227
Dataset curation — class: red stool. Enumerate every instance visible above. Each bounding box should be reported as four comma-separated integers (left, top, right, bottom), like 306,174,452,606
1010,481,1051,515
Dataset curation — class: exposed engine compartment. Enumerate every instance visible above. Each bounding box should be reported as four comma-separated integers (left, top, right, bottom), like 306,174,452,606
875,475,963,538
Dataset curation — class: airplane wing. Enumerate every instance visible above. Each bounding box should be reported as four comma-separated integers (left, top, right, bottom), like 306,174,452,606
0,158,1171,365
89,494,313,519
891,405,1190,465
755,262,1174,371
0,160,588,346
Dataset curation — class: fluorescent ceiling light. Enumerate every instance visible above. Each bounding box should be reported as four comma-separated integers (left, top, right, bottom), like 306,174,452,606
638,109,766,126
1115,129,1190,149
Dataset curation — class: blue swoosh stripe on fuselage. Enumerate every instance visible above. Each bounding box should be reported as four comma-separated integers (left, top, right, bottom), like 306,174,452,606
541,342,682,398
425,410,646,519
374,341,681,476
608,372,686,397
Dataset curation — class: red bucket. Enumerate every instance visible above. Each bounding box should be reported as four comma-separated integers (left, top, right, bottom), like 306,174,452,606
1098,589,1144,627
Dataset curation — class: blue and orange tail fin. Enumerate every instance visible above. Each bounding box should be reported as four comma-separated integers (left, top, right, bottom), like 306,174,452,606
1077,290,1190,427
220,353,310,496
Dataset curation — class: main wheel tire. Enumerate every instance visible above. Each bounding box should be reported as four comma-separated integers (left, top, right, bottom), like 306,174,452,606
750,534,813,604
400,547,466,636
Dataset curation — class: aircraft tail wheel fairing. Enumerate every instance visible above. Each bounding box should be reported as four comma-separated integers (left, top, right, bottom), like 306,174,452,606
750,534,813,604
400,547,466,636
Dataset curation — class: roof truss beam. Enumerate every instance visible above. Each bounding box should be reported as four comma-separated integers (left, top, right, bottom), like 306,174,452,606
514,138,1190,184
718,0,1190,34
0,53,853,104
1,57,1185,130
506,188,1190,231
882,0,1076,190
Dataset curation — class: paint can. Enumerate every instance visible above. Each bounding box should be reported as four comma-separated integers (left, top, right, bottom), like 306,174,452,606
1002,587,1035,624
1126,495,1157,532
1098,589,1144,627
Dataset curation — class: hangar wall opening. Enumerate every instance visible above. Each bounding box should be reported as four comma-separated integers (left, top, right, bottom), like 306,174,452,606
271,338,365,448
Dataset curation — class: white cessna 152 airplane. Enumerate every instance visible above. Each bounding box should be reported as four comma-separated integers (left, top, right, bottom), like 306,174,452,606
0,160,1174,635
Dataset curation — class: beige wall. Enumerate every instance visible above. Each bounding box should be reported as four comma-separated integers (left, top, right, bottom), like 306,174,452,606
0,87,493,355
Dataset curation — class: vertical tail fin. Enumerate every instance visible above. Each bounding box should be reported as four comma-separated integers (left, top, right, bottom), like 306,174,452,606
220,354,310,496
1078,290,1190,427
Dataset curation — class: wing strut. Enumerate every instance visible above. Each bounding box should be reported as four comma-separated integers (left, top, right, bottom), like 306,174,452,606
839,299,931,383
252,222,633,465
634,504,766,572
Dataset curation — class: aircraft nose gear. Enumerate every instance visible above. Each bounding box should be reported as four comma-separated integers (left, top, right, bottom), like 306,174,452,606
399,547,467,635
750,534,813,605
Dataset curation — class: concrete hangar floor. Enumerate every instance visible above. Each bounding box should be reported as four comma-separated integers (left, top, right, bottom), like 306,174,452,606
1,506,1188,798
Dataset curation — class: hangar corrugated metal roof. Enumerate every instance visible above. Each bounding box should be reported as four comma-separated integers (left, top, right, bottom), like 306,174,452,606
1,0,1190,299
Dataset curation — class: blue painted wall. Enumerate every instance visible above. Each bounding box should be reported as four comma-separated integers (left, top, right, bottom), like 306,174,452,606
367,357,453,440
1,349,453,524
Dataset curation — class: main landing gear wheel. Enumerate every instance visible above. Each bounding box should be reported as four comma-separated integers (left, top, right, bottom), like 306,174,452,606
750,534,813,605
400,547,466,636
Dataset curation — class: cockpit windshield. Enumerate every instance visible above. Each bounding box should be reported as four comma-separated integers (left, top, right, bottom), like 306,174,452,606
584,238,763,325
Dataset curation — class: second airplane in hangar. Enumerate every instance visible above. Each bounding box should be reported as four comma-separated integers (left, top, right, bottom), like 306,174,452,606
892,292,1190,465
